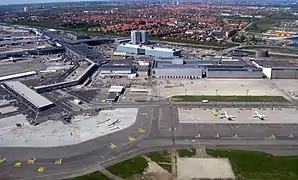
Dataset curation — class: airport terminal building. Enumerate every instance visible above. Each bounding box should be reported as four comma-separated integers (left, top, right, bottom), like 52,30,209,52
2,81,55,111
116,44,181,58
152,58,263,79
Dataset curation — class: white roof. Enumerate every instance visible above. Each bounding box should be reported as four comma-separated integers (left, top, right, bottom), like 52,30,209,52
0,71,37,82
118,44,179,52
108,85,124,93
3,81,53,109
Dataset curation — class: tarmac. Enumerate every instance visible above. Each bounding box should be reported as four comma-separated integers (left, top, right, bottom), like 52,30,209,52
2,105,298,179
155,79,284,98
178,108,298,124
0,108,138,147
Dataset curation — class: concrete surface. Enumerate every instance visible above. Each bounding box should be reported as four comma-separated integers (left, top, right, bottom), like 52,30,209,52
0,108,138,147
0,106,18,114
271,79,298,100
0,59,46,76
177,158,235,180
178,108,298,124
155,79,283,98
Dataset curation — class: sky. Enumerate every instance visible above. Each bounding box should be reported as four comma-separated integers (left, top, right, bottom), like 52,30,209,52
0,0,98,6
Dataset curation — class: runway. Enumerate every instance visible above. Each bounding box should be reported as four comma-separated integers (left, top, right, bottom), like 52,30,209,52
1,105,298,180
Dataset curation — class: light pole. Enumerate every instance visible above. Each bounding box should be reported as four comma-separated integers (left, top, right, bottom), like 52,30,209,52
246,89,249,105
216,89,218,96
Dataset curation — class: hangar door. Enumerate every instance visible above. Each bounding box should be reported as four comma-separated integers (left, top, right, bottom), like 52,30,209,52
271,69,298,79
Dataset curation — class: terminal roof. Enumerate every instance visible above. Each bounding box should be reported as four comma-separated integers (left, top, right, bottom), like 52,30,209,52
3,81,53,109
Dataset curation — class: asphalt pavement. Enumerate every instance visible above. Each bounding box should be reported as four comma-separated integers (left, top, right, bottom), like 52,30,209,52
1,104,298,180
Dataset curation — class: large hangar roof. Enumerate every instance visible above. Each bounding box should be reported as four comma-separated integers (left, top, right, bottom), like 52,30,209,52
3,81,53,109
254,60,298,68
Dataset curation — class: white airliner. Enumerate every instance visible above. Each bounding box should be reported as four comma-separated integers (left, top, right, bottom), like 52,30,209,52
252,111,267,120
220,111,235,121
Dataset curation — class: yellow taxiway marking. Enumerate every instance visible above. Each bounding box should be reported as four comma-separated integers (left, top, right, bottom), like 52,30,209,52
211,110,217,116
0,158,6,164
109,143,117,149
138,128,146,133
195,134,201,138
233,134,238,139
55,159,62,165
192,139,196,143
28,158,36,164
129,136,136,142
271,134,276,139
139,112,147,116
14,162,21,167
289,134,294,139
37,167,45,172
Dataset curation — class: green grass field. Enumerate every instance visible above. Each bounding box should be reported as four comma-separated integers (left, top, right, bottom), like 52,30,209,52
177,148,196,157
147,150,172,172
207,149,298,180
74,156,147,180
170,95,288,102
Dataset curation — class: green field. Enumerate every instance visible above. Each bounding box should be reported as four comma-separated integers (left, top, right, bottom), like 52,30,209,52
147,150,172,172
74,156,147,180
207,149,298,180
177,148,196,157
245,19,277,33
170,95,288,102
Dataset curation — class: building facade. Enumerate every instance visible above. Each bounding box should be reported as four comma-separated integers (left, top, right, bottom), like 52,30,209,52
152,58,202,79
116,44,181,58
271,68,298,79
140,30,149,44
206,68,263,78
153,68,202,79
131,30,142,45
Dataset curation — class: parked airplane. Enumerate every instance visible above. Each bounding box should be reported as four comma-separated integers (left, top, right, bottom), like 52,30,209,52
252,111,267,120
108,119,120,127
220,111,235,121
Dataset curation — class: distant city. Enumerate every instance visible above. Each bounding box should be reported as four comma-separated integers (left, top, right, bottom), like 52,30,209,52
1,1,298,180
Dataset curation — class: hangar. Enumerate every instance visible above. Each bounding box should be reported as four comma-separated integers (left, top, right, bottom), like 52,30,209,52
252,60,298,79
2,81,55,111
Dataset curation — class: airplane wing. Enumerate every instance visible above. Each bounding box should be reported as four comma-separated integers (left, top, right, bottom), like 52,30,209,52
220,115,226,119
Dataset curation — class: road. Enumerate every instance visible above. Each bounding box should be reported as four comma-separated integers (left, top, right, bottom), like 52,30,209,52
218,44,298,56
150,40,225,49
1,104,298,180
